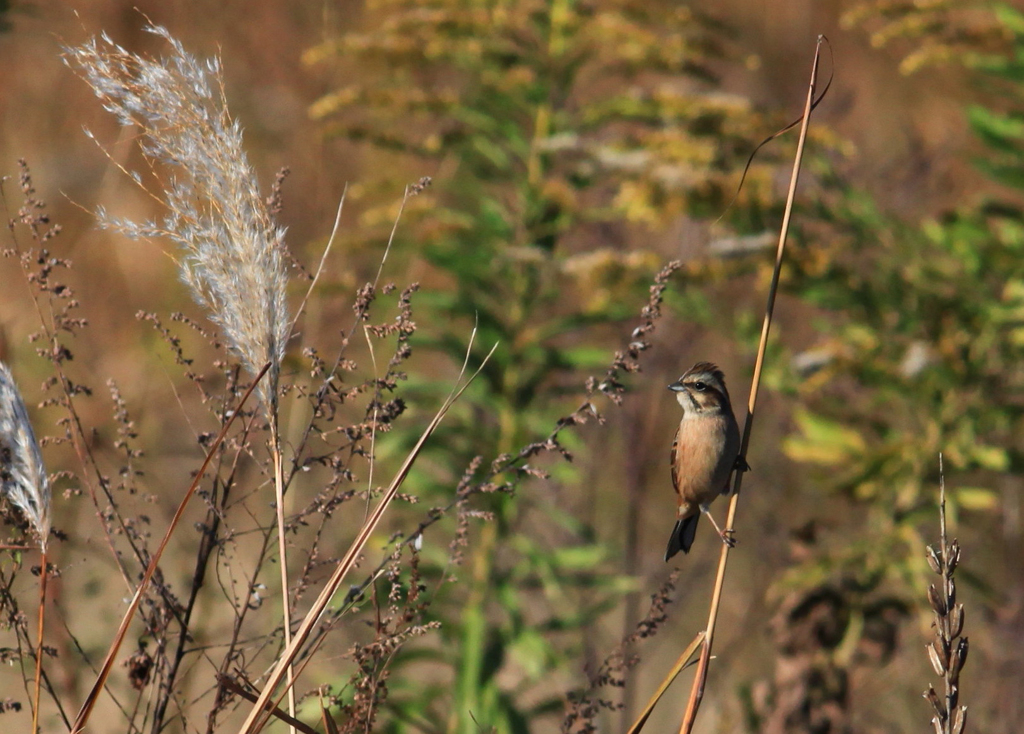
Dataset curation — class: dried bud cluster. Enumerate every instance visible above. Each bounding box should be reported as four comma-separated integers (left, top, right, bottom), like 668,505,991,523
561,572,679,733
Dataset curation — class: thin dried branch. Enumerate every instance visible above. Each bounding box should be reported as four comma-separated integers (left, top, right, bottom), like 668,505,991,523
563,572,684,734
70,364,270,734
678,36,827,734
236,335,496,734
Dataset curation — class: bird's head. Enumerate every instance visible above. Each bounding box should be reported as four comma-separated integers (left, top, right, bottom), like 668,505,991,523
668,362,732,415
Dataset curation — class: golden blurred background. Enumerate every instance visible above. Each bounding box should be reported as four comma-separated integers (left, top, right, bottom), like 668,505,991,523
0,1,1020,733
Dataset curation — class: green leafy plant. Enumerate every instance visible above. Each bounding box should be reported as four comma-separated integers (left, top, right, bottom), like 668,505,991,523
749,6,1024,729
305,2,779,730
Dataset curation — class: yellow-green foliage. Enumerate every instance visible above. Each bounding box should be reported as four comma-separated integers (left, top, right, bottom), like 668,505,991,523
305,3,777,731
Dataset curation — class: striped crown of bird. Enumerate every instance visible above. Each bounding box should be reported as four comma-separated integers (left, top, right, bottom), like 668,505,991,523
665,362,745,561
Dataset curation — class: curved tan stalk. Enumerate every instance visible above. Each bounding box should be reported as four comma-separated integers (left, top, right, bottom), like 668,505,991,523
677,37,825,734
31,548,48,734
270,418,297,732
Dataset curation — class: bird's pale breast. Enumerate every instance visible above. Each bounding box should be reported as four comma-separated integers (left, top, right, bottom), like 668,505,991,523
671,412,739,516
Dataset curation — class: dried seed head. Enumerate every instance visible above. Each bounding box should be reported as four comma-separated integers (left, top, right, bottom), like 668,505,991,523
947,540,960,574
951,637,969,678
926,545,942,574
927,643,945,677
952,706,967,734
923,686,944,720
65,26,290,410
928,584,946,616
949,604,964,639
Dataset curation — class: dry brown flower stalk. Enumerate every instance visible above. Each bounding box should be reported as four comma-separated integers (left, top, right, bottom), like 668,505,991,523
563,572,682,734
924,457,969,734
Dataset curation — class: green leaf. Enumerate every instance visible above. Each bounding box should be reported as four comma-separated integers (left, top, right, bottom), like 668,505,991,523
976,160,1024,190
954,486,999,511
549,544,607,571
995,3,1024,36
967,105,1024,151
557,346,613,369
508,628,552,679
969,444,1009,471
783,409,866,465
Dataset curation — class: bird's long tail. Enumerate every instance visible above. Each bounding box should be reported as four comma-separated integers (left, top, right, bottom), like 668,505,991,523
665,513,700,561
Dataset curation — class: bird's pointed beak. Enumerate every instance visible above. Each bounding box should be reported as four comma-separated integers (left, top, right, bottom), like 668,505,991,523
668,381,685,392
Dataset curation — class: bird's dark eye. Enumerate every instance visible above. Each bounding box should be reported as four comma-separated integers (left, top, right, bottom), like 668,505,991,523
694,381,706,391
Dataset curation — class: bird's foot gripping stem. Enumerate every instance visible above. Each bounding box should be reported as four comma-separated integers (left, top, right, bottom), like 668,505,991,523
700,504,737,548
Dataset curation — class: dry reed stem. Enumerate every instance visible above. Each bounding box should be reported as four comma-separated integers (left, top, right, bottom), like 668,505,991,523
270,419,297,732
32,549,48,734
236,334,496,734
626,632,704,734
321,701,341,734
676,37,825,734
290,186,346,334
217,675,317,734
70,363,270,734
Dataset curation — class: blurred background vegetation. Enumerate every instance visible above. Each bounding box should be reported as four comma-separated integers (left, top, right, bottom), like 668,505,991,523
0,0,1021,732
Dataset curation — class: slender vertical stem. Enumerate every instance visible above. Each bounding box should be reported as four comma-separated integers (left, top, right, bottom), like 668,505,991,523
451,522,496,734
627,632,705,734
32,548,48,734
271,418,298,732
677,37,824,734
451,400,517,734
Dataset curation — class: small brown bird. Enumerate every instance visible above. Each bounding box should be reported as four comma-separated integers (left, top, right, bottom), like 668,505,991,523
665,362,743,561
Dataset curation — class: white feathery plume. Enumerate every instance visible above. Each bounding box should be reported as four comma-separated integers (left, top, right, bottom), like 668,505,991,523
67,30,298,728
0,362,51,551
64,26,290,406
